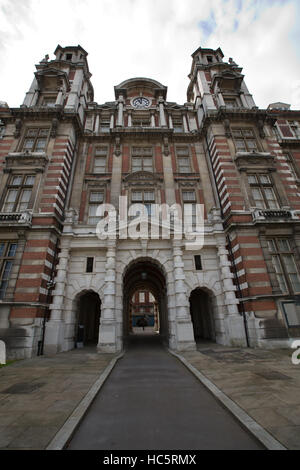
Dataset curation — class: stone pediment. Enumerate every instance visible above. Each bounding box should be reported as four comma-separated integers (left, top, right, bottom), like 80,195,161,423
35,68,70,90
5,152,49,172
235,152,275,172
212,69,244,92
123,171,162,186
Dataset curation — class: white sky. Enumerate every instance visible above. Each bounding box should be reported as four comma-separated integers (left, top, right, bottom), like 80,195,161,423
1,0,300,109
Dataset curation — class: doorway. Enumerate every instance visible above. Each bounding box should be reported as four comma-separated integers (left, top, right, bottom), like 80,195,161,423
189,288,215,342
76,291,101,346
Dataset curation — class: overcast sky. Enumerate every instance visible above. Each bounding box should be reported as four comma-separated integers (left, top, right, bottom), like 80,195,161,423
1,0,300,109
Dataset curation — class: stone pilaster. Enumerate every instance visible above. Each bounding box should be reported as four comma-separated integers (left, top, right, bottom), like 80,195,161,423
172,240,196,351
97,241,119,352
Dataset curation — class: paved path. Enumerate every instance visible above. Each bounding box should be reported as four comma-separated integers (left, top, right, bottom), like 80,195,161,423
181,342,300,450
0,348,114,449
67,334,263,450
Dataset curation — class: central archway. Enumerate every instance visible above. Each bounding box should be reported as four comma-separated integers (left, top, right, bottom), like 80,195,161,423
122,258,168,344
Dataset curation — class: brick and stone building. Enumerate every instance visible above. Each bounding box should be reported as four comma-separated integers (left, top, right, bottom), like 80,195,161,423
0,44,300,359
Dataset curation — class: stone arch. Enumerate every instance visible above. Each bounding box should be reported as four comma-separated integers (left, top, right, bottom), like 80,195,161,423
121,256,169,345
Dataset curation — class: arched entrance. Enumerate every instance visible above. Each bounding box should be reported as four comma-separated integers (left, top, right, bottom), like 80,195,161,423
123,258,168,343
189,288,215,342
75,290,101,346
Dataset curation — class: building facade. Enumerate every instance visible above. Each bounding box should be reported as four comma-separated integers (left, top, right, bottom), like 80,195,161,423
0,45,300,359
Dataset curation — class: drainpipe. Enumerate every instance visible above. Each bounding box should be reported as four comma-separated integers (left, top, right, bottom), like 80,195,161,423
204,133,250,347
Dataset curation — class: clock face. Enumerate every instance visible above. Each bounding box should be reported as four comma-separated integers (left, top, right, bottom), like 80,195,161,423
132,97,151,108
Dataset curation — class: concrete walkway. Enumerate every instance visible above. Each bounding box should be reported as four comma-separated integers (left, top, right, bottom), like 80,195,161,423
0,336,299,450
180,341,300,450
0,348,115,449
67,334,263,450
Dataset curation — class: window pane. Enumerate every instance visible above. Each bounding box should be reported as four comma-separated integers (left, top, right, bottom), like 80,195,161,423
2,260,13,280
178,157,190,173
259,175,271,184
252,188,265,208
26,129,38,137
183,191,196,201
272,256,288,292
289,274,300,292
248,175,257,185
8,244,17,257
0,280,8,300
132,158,142,171
282,255,298,274
89,192,104,202
267,240,276,252
23,139,34,150
0,243,5,257
17,190,31,211
278,239,290,252
247,140,257,150
132,192,142,201
94,157,106,173
232,130,242,137
236,140,246,150
144,191,154,201
95,147,107,156
264,188,278,208
3,190,17,212
11,176,22,186
243,129,254,137
25,176,35,186
35,138,47,150
39,129,49,137
143,158,152,171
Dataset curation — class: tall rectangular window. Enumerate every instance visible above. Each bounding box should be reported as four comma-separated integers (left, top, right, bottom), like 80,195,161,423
86,257,94,273
268,239,300,294
131,190,155,215
248,174,279,209
94,147,107,173
172,117,183,133
88,191,104,225
0,242,17,300
232,128,258,152
22,128,49,152
176,147,191,173
131,147,153,172
2,175,35,213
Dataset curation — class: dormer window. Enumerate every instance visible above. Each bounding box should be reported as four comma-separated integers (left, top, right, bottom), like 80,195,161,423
207,56,213,63
66,53,72,61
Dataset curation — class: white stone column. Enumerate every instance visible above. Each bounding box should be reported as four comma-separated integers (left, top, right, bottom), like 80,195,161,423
182,114,189,133
151,112,155,127
159,96,167,127
217,92,225,107
128,111,132,127
97,241,118,352
239,93,249,108
169,114,173,129
94,114,100,133
44,239,70,354
117,95,124,127
110,113,115,129
55,89,64,107
172,240,196,351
